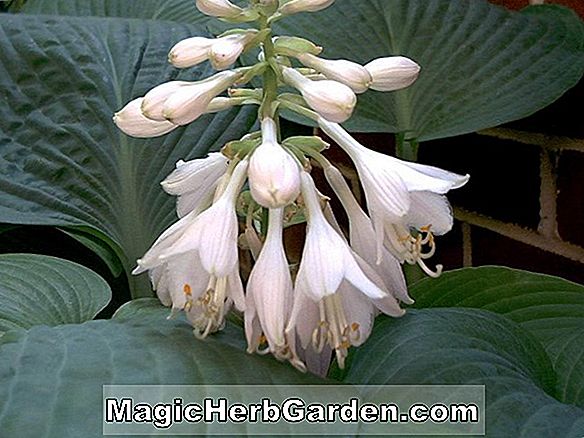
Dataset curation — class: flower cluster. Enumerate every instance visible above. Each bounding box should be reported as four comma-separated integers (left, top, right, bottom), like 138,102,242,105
114,0,469,373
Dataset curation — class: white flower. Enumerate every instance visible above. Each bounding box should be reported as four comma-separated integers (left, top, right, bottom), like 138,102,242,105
168,37,214,68
135,159,248,277
161,153,229,218
150,71,241,125
149,252,245,337
297,53,372,94
279,0,335,15
134,160,249,337
295,172,389,301
209,32,257,71
286,178,404,368
282,67,356,123
285,173,405,368
113,98,178,138
318,117,469,276
365,56,420,92
324,165,412,304
196,0,244,18
245,208,305,371
248,118,301,208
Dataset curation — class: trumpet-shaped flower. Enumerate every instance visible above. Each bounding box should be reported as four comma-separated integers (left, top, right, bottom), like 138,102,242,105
248,118,301,208
135,159,248,278
279,0,335,15
294,172,393,302
365,56,420,92
161,153,229,218
245,208,304,370
282,67,356,123
287,175,404,368
168,37,214,68
318,117,469,276
324,165,413,304
149,251,245,337
297,53,372,94
134,160,249,337
113,98,178,138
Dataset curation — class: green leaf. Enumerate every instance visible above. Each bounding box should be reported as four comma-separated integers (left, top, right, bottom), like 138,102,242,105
0,14,256,295
0,254,111,333
410,267,584,409
343,308,584,437
277,0,584,139
60,226,126,277
21,0,210,24
0,317,323,437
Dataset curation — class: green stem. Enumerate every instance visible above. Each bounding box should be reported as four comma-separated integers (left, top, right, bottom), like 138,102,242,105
259,16,278,121
395,133,419,162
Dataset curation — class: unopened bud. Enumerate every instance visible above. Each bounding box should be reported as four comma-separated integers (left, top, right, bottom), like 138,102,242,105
365,56,420,92
273,36,322,57
209,32,257,70
282,67,356,123
113,98,178,138
141,81,191,121
282,136,329,153
196,0,244,18
297,53,372,94
168,37,213,68
162,71,241,125
248,118,301,208
279,0,335,15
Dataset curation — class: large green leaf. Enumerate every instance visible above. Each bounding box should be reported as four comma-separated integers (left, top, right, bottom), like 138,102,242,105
343,309,584,438
21,0,210,23
410,267,584,409
277,0,584,139
0,254,111,333
0,312,323,437
0,14,256,295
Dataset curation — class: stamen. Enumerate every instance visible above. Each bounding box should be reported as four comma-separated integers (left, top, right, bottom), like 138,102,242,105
418,259,443,278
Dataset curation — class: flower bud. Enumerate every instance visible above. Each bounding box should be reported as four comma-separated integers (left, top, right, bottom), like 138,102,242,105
141,81,191,121
365,56,421,92
195,0,244,18
209,32,257,70
113,98,178,138
282,67,356,123
273,36,322,57
168,37,213,68
279,0,335,15
297,53,372,94
162,71,241,125
248,118,301,208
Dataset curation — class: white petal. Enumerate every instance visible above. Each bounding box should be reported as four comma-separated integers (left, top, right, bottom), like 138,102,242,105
386,157,470,194
227,268,246,312
246,209,293,348
113,98,178,138
343,255,388,300
161,153,228,196
286,282,320,349
406,191,454,236
338,281,375,346
133,209,199,272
